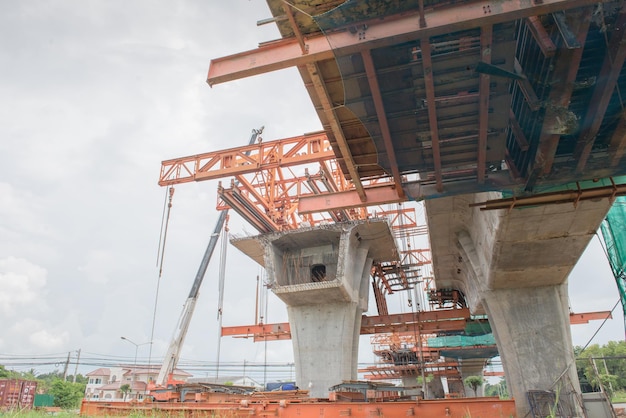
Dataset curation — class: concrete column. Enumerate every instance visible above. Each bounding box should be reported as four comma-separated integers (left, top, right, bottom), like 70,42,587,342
458,358,488,397
233,220,397,398
482,282,582,415
447,377,466,397
401,376,421,398
426,376,445,399
288,300,365,396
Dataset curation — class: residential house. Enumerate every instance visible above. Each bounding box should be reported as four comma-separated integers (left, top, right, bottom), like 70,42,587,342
84,366,191,402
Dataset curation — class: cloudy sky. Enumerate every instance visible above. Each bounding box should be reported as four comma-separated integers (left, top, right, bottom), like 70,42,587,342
0,1,623,380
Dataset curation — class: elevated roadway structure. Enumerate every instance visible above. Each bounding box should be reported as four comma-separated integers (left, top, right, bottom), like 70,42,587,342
201,0,626,416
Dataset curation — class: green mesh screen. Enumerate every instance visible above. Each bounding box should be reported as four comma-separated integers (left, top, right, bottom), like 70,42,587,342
600,196,626,329
427,333,496,348
464,321,492,336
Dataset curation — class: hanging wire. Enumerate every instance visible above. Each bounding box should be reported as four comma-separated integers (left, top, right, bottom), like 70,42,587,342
157,187,175,279
156,186,171,267
263,269,269,387
149,186,175,367
578,299,621,354
215,216,229,381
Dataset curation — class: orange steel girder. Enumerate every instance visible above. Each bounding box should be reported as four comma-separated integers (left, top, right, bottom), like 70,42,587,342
360,362,462,380
160,131,404,232
222,309,470,341
569,310,612,324
159,131,334,186
222,310,609,341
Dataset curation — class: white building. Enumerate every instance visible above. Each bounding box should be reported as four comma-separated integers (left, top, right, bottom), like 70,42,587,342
84,366,191,402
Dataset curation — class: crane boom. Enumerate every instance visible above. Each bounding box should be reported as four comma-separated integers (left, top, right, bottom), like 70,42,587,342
155,127,264,387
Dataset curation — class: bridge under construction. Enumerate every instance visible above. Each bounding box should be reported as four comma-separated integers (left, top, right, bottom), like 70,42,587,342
83,0,626,417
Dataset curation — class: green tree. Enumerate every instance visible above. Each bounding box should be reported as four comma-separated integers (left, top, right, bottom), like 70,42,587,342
36,370,64,393
576,341,626,394
464,375,484,397
120,383,131,401
66,374,87,384
49,379,85,409
484,377,508,399
0,365,22,379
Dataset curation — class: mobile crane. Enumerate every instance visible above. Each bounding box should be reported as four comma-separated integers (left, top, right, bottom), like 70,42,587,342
149,127,264,400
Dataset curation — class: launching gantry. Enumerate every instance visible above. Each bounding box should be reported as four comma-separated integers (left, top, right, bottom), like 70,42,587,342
159,130,431,315
159,131,405,233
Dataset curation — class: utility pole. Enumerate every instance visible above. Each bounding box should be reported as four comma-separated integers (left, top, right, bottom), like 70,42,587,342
62,352,70,381
73,349,81,383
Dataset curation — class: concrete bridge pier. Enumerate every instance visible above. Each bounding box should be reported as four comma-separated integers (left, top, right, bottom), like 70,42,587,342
482,283,581,411
427,194,613,416
232,219,397,398
459,358,489,397
427,376,446,399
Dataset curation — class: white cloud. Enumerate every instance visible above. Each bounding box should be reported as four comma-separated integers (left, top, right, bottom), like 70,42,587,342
29,329,69,350
0,257,48,317
78,250,116,285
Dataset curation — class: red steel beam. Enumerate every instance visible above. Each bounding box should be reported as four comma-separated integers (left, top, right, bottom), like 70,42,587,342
222,310,606,341
470,181,626,210
222,309,471,340
569,311,612,325
362,318,467,334
222,323,291,340
484,370,505,377
525,16,557,58
207,0,600,86
610,113,626,167
298,184,405,215
420,39,444,192
575,4,626,172
513,58,541,111
529,8,591,181
362,308,471,326
361,49,405,198
477,25,492,184
509,109,529,151
305,62,367,201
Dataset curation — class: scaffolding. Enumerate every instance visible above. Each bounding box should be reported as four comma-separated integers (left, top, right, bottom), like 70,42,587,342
600,196,626,333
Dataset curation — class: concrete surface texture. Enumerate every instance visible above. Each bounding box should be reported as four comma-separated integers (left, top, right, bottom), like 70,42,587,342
232,219,397,397
426,193,613,416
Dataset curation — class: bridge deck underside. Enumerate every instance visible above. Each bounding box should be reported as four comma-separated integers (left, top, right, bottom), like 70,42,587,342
264,0,626,196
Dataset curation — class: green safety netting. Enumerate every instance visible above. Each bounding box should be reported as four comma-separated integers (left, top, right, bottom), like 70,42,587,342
464,321,492,336
427,333,496,348
600,196,626,329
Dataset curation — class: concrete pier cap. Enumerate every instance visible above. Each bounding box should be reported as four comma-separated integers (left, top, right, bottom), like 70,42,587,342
232,219,398,397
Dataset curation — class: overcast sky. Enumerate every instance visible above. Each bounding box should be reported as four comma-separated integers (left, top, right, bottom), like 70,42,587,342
0,1,623,381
